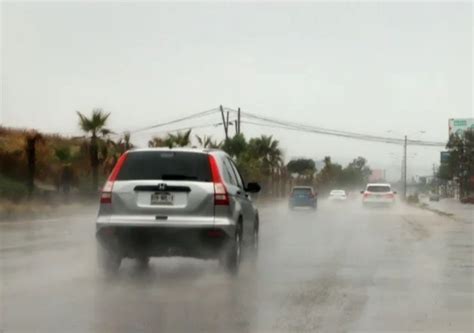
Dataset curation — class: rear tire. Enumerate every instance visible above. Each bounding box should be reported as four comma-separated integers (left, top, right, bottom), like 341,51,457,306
223,223,242,275
249,217,259,256
249,219,259,268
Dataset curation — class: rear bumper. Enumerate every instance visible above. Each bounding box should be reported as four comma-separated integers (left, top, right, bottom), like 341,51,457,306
96,215,235,259
289,199,317,207
362,199,394,205
97,215,235,233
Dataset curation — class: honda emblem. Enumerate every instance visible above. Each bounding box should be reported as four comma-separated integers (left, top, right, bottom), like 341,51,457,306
158,183,166,191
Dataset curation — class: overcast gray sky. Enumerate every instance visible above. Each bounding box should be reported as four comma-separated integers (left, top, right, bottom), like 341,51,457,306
1,1,472,180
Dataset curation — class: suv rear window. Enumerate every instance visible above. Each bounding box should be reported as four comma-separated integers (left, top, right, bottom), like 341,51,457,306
367,185,391,193
117,151,212,182
293,188,313,194
330,190,345,194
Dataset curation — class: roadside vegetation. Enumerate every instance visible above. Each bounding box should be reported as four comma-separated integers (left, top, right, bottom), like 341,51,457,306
1,109,378,210
436,129,474,201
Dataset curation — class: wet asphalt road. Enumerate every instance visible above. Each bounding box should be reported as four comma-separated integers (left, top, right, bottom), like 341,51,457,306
0,200,473,333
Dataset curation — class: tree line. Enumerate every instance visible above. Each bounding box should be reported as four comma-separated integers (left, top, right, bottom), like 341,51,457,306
0,108,374,200
286,156,372,194
437,129,474,200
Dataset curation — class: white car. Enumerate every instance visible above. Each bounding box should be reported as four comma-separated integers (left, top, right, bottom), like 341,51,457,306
361,183,396,206
329,189,347,201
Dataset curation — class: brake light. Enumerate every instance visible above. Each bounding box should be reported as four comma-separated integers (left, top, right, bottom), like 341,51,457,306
385,193,394,199
100,152,128,204
207,229,225,238
100,188,113,204
208,155,229,206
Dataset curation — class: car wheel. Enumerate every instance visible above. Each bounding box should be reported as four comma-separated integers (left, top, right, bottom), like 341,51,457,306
97,246,121,275
223,223,242,275
250,217,259,254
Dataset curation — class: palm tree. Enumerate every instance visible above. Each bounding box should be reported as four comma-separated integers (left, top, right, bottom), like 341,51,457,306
195,135,222,148
250,135,283,174
54,146,77,198
248,135,283,195
25,131,43,198
148,130,192,148
123,131,131,150
167,129,192,147
148,136,168,148
76,108,111,191
222,133,247,158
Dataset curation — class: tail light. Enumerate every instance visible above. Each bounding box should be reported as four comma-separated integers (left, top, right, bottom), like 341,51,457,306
385,193,394,199
208,155,229,206
100,182,113,204
100,152,128,204
207,229,225,238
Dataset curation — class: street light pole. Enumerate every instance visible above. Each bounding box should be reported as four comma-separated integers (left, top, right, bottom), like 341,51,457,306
403,135,407,200
237,107,241,135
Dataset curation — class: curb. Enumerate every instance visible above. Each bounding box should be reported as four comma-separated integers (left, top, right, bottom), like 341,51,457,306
412,202,455,219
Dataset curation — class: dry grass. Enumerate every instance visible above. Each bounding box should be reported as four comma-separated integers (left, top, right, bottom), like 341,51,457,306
0,126,90,190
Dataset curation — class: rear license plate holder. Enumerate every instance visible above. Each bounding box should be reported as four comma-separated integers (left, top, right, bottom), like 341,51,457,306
150,192,174,205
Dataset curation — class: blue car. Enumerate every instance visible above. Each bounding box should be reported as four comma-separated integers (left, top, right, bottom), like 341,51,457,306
289,186,317,210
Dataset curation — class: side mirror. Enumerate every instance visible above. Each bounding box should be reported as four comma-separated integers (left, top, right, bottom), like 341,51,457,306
246,182,261,193
360,190,364,194
393,191,397,194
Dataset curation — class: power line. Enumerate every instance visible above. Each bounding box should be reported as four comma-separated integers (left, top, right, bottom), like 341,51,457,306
135,122,223,137
239,119,445,147
128,107,220,134
227,107,445,147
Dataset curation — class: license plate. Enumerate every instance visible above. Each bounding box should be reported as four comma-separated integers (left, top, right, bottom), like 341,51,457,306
150,192,174,205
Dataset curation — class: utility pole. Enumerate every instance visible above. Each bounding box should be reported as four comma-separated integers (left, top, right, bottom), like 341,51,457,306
403,135,407,200
237,107,241,135
226,111,230,135
219,105,228,140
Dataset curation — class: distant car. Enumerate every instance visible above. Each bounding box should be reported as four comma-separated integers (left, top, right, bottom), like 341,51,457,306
289,186,317,209
429,193,440,202
361,183,396,206
329,189,347,201
96,148,261,275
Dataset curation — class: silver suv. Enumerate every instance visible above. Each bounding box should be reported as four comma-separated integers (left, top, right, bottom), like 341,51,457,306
96,148,261,274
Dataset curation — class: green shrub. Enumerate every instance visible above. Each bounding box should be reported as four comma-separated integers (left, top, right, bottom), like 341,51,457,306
407,193,420,204
0,174,28,201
